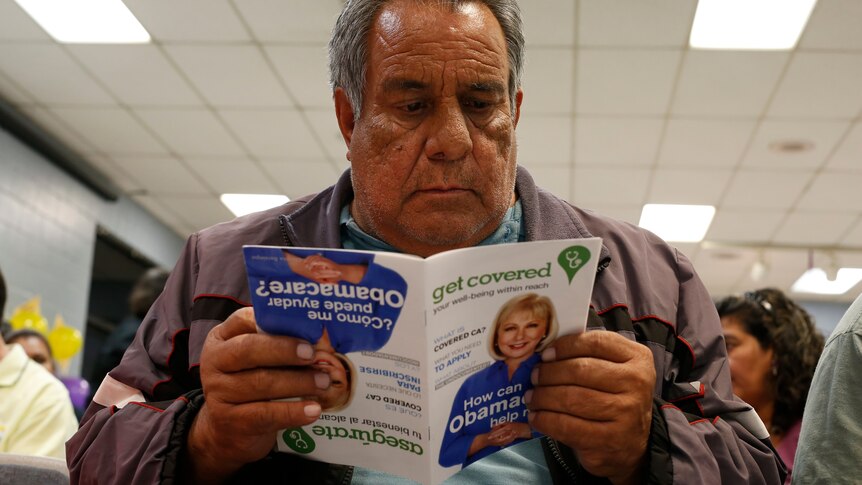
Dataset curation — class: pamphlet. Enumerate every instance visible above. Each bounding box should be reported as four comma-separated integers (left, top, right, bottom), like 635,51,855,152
243,238,602,484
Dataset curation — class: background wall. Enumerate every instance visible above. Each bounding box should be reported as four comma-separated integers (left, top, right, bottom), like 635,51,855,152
0,126,184,375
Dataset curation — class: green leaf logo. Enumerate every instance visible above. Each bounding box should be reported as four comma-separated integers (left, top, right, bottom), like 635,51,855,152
558,245,591,284
282,427,316,454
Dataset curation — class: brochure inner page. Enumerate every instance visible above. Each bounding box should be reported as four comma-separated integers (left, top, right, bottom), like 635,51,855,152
244,246,432,484
424,238,602,485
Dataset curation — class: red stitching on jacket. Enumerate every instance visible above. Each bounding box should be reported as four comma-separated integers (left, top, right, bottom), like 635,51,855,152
712,416,720,425
689,418,710,426
594,303,698,370
176,396,189,404
129,402,165,413
668,383,705,403
660,404,680,411
192,293,252,307
150,327,190,396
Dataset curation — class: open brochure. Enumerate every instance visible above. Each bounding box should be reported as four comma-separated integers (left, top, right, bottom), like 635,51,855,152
243,238,602,485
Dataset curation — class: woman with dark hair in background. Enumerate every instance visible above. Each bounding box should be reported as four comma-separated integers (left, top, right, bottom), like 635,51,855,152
716,288,824,484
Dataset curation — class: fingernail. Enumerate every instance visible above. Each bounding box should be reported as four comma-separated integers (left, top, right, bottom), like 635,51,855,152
524,389,532,405
314,372,330,389
541,347,556,362
297,342,313,360
530,367,539,385
304,403,321,418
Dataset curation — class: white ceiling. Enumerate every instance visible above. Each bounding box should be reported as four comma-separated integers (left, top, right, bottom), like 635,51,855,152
0,0,861,302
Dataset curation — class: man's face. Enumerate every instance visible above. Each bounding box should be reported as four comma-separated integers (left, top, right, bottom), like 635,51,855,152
337,0,522,257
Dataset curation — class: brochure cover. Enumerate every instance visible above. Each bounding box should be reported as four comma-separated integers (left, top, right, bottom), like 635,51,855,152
243,238,602,484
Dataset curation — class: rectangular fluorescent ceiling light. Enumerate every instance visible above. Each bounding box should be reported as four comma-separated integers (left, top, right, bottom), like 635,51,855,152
14,0,151,43
689,0,817,50
638,204,716,243
791,268,862,295
221,194,290,218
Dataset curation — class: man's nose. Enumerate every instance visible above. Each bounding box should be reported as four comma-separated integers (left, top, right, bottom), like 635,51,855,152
424,101,472,162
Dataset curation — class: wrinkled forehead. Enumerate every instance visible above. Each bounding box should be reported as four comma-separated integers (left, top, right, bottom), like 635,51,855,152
368,0,508,85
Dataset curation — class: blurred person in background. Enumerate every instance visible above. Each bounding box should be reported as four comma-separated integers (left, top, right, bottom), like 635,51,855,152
5,329,56,374
716,288,824,484
0,267,78,459
793,291,862,483
90,267,169,390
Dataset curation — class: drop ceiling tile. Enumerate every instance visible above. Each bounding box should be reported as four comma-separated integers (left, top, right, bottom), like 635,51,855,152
706,209,785,243
515,115,571,165
648,168,733,205
574,117,663,167
185,157,279,194
131,194,193,238
305,109,346,161
219,109,324,159
721,169,813,210
265,45,332,109
658,119,755,168
234,0,342,43
135,109,245,157
797,172,862,211
165,45,292,108
67,45,200,107
841,218,862,247
693,248,756,288
799,0,862,50
0,1,51,40
111,156,210,196
742,120,849,169
521,48,574,115
158,195,236,231
576,49,681,115
522,165,571,200
772,212,857,245
768,53,862,119
521,0,575,46
18,106,99,156
124,0,251,42
0,44,113,105
671,51,788,117
0,73,33,104
260,160,341,199
578,0,696,47
572,167,650,206
827,122,862,171
49,107,168,155
83,155,143,194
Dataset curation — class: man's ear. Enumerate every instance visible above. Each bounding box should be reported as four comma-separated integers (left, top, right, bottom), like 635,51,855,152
334,88,356,159
513,88,523,128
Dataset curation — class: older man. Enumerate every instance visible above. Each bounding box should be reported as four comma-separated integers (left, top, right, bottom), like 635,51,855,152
68,1,784,484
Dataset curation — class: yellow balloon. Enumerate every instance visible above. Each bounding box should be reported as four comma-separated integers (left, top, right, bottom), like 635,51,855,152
48,323,83,361
10,310,49,334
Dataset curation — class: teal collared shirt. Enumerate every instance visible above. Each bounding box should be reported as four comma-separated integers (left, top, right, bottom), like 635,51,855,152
338,201,552,485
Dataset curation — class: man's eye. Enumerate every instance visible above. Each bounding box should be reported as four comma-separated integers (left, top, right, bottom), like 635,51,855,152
464,99,491,110
403,102,425,112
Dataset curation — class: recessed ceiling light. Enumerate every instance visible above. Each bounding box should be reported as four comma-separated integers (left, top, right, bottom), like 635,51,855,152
638,204,716,243
14,0,151,44
220,194,290,218
791,267,862,295
689,0,818,50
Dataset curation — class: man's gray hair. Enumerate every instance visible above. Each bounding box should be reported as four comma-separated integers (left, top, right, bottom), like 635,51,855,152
329,0,525,120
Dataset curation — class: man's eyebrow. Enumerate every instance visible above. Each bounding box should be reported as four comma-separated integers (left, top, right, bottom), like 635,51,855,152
467,81,506,94
382,78,427,92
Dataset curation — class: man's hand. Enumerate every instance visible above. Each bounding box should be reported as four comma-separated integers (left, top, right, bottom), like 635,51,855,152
527,331,656,485
184,307,330,483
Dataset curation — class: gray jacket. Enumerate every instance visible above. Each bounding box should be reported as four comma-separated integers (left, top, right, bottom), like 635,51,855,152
67,167,784,484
